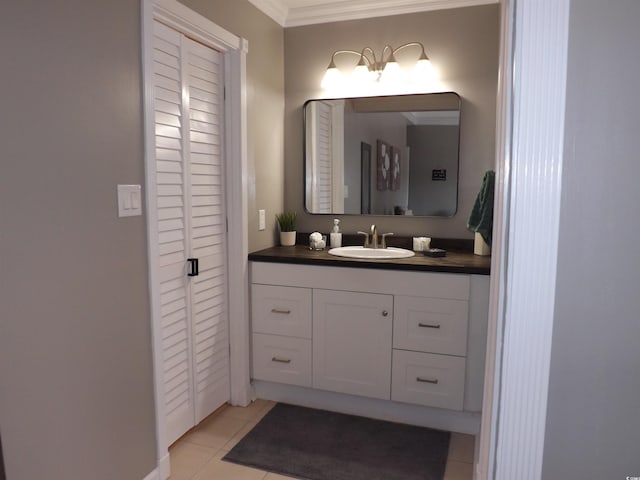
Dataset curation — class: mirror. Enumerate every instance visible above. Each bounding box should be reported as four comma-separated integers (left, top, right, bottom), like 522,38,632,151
304,92,461,216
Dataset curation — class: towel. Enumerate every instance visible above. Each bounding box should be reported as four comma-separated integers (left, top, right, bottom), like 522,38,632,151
467,170,495,247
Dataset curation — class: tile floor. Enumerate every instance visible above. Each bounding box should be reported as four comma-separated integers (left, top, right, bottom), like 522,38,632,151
168,399,475,480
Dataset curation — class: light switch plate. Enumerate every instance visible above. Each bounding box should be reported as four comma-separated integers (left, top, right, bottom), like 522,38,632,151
258,209,266,231
117,184,142,217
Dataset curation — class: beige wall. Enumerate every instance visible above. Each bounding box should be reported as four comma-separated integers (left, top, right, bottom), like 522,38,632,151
284,5,499,239
0,1,156,479
180,0,285,251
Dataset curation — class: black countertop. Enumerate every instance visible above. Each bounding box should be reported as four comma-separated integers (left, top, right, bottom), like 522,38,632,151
248,244,491,275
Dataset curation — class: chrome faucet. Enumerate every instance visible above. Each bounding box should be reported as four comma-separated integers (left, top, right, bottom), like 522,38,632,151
357,224,393,248
370,224,378,249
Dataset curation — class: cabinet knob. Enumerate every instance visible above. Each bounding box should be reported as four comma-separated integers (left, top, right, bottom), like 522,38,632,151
382,310,389,317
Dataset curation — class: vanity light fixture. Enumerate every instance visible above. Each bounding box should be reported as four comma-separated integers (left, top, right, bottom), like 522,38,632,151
321,42,434,89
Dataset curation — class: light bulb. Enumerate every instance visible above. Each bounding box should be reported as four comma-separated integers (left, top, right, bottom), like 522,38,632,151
380,60,401,84
321,65,341,89
413,57,435,82
353,63,373,84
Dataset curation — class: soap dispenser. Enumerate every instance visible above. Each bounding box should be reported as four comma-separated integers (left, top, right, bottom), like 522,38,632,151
330,219,342,248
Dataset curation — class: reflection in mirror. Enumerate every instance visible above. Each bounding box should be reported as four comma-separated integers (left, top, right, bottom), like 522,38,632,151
304,93,460,217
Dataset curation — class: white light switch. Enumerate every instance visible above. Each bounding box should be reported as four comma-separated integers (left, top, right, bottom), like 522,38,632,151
118,184,142,217
258,209,266,231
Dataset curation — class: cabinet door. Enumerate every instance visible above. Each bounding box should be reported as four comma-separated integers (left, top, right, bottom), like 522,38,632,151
313,289,393,400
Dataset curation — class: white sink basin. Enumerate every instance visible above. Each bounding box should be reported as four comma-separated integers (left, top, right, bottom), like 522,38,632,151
328,246,415,259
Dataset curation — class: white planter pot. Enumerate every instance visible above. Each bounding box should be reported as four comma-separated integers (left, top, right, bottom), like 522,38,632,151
280,231,297,246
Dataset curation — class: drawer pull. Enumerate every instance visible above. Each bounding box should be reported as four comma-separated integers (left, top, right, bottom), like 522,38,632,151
416,376,439,384
271,308,291,315
271,356,292,364
418,322,441,329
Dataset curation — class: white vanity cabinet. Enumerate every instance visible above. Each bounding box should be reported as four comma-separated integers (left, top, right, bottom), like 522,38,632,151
250,261,489,430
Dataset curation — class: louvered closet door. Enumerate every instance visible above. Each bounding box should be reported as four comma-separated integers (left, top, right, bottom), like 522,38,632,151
152,20,229,446
315,102,332,213
184,38,230,425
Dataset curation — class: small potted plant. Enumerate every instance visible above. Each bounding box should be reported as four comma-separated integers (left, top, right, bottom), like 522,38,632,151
276,211,297,246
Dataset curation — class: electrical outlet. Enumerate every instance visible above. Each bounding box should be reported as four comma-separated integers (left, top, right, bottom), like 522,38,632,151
258,209,266,230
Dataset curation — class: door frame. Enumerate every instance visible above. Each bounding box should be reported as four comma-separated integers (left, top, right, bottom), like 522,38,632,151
478,0,571,478
141,0,250,477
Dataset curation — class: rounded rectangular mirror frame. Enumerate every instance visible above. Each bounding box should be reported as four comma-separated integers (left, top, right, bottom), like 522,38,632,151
304,92,461,217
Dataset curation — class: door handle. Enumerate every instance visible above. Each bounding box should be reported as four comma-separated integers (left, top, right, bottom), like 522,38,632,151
187,258,199,277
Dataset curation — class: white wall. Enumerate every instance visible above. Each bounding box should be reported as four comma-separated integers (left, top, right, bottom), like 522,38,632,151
542,1,640,478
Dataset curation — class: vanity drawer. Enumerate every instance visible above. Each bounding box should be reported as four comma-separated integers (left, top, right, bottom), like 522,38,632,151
391,350,465,410
252,284,312,338
393,295,468,356
252,334,312,387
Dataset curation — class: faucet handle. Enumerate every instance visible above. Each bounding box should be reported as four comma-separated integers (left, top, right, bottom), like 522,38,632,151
357,231,370,248
381,232,394,248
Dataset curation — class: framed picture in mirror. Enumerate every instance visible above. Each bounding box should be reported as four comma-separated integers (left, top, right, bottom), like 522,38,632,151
390,146,401,191
377,139,390,191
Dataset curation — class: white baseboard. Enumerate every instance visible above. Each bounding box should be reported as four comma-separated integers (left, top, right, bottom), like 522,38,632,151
142,468,159,480
158,452,171,480
254,380,481,435
142,452,171,480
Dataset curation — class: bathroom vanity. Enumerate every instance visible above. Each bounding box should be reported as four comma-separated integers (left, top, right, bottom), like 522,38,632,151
248,245,490,434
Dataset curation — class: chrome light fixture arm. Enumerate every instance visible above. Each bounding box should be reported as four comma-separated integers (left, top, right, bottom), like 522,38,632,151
321,41,433,88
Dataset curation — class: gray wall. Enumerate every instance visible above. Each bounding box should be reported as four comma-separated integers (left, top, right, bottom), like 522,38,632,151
346,112,409,215
542,1,640,478
407,125,459,216
284,5,499,238
180,0,285,251
0,0,156,479
0,1,284,477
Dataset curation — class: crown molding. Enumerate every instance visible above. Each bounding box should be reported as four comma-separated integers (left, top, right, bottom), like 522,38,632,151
247,0,289,26
249,0,498,28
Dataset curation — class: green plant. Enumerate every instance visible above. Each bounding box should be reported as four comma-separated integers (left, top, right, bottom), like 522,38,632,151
275,211,297,232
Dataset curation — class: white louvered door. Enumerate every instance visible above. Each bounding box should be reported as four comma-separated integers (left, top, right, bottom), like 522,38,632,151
152,20,230,446
315,101,332,213
185,38,230,426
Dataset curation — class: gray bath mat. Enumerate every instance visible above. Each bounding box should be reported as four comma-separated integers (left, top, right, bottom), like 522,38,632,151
223,403,450,480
